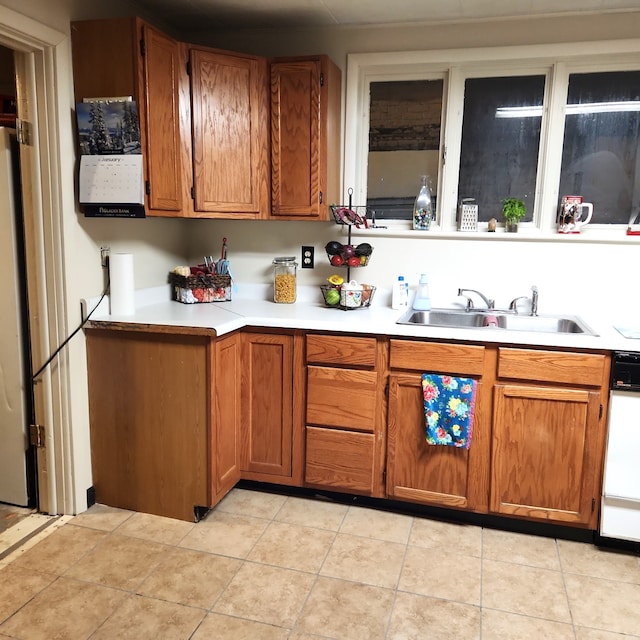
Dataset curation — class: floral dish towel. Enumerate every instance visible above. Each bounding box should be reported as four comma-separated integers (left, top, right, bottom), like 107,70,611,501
421,374,478,449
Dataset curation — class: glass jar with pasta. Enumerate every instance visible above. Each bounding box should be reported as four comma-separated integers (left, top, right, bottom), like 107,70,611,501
272,256,297,303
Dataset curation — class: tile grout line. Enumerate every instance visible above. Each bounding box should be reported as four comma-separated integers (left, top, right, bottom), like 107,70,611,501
286,498,351,637
383,516,415,639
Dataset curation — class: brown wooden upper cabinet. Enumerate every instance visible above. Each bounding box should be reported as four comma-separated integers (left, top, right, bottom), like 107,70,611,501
71,20,342,220
270,56,341,220
71,18,269,219
188,46,269,218
71,17,185,216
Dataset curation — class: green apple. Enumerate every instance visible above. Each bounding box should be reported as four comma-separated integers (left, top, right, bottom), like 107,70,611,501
325,289,340,305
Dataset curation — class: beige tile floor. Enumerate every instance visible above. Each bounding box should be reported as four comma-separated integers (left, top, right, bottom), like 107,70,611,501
1,487,639,639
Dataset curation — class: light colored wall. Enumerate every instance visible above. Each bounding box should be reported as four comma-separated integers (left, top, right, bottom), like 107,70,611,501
2,0,639,514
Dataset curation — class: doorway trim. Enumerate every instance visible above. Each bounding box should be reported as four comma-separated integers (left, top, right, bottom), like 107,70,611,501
1,7,76,515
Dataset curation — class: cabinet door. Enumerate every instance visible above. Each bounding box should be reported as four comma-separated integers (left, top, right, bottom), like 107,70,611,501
211,333,241,504
190,48,269,216
491,384,602,527
387,373,489,512
71,19,184,216
140,24,184,213
85,329,209,522
241,333,293,478
270,57,340,219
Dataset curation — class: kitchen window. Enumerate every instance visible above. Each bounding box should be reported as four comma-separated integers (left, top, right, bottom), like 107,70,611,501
458,74,545,223
344,42,640,234
559,70,640,225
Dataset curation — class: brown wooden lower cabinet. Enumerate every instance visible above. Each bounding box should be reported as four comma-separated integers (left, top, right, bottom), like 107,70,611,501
305,426,375,494
85,327,240,522
86,326,611,531
303,333,387,497
385,340,492,513
240,331,304,484
489,348,610,528
211,333,242,504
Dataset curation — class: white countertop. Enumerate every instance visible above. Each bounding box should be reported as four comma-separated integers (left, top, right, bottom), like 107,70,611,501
85,284,636,352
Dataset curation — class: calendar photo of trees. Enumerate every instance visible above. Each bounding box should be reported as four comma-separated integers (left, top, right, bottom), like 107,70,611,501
76,100,141,155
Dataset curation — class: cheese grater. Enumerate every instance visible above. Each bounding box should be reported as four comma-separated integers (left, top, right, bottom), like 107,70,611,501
457,198,478,231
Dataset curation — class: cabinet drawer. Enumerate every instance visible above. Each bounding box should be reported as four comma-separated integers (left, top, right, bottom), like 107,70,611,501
307,366,377,432
306,334,377,367
305,426,374,494
390,339,485,376
497,348,607,387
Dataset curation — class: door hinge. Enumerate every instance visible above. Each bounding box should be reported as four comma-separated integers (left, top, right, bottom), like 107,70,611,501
592,497,596,512
599,404,603,419
139,38,145,57
384,382,389,396
442,145,447,165
29,424,46,448
320,72,324,87
15,118,32,146
186,60,191,76
191,186,195,200
145,180,151,196
319,191,323,205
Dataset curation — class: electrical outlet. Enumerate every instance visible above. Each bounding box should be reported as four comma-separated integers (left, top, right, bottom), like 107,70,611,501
100,246,110,269
301,245,314,268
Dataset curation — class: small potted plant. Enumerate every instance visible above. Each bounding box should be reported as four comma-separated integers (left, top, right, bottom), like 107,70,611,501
502,197,526,232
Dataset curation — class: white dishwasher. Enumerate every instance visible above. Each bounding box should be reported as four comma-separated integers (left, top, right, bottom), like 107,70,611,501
599,351,640,548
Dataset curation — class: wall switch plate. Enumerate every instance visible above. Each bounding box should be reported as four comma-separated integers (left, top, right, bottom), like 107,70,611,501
302,245,314,268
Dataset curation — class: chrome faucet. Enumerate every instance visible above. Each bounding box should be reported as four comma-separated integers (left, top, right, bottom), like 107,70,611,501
509,285,539,316
457,288,495,310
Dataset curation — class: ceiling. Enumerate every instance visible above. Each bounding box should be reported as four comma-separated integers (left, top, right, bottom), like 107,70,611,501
130,0,640,32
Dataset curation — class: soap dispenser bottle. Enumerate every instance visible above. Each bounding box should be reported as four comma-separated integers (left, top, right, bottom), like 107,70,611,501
412,273,431,310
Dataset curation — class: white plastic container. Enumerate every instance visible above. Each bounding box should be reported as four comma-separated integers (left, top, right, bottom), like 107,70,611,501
391,275,409,309
412,273,431,310
340,280,364,308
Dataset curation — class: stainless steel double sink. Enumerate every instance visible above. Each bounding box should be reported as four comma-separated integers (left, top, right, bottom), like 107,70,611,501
396,308,597,335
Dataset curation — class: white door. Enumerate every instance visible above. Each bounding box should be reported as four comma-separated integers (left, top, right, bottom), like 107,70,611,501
0,127,30,506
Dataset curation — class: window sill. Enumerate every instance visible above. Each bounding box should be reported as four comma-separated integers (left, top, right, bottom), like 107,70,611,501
345,222,639,245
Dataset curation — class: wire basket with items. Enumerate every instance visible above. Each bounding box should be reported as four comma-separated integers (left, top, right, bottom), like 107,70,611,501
321,189,376,310
321,274,376,310
330,204,370,228
169,237,233,303
324,240,373,268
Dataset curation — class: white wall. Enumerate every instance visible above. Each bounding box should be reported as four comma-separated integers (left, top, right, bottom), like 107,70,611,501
2,0,639,514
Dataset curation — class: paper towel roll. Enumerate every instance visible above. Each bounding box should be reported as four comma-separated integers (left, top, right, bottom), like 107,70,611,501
109,253,135,315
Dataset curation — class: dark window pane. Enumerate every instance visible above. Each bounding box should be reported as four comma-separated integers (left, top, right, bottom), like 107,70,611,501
559,71,640,225
458,76,544,222
366,80,443,220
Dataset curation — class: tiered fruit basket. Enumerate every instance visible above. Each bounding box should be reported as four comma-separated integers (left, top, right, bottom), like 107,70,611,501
321,196,375,310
